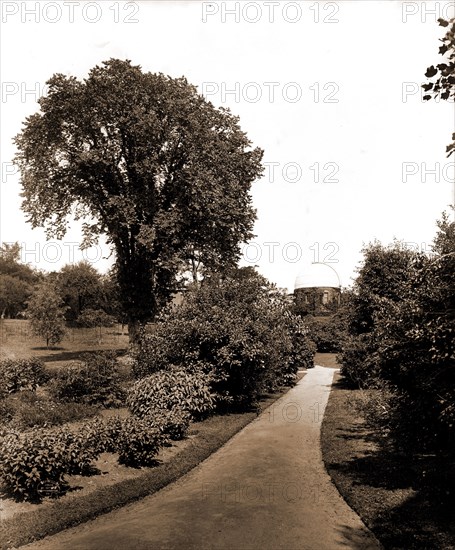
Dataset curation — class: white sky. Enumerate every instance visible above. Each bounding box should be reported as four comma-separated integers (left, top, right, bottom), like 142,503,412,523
1,0,454,292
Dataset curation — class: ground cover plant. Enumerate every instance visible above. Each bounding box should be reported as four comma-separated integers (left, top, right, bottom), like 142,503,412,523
0,350,135,502
0,371,307,549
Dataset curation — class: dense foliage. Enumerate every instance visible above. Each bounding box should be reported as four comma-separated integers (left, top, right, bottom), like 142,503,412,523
133,268,315,410
339,216,455,452
0,426,101,501
0,358,48,397
115,418,166,467
303,313,347,353
57,262,109,323
49,352,126,408
147,409,191,441
0,242,39,318
0,393,98,430
127,368,215,420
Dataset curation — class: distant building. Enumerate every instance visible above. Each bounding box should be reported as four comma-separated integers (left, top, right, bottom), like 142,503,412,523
294,263,341,316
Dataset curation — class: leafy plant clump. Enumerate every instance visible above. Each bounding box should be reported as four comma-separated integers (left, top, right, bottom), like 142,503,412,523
149,409,191,441
0,358,48,397
0,413,175,501
49,351,127,407
0,392,99,429
0,426,100,501
115,417,167,468
127,368,215,421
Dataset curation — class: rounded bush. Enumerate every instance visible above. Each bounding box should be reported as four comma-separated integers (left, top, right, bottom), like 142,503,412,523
0,422,105,502
116,417,167,467
127,368,215,420
148,409,191,441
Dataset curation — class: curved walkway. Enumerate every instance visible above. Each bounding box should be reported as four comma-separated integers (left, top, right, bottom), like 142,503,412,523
25,366,380,550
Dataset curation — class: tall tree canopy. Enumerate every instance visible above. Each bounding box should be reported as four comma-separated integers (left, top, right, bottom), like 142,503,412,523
14,59,263,339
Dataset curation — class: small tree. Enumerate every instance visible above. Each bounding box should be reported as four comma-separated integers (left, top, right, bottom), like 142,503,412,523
26,282,67,348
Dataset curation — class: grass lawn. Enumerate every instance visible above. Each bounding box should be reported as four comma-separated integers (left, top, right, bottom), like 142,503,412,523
0,319,129,365
322,370,455,550
314,351,339,368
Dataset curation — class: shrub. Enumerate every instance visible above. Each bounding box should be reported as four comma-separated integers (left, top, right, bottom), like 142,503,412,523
127,368,215,420
49,351,126,407
338,334,380,387
0,429,70,501
81,415,124,454
56,427,100,476
147,409,191,441
304,315,347,353
132,268,316,410
288,319,316,374
116,417,167,467
0,392,99,429
0,423,104,501
0,358,48,397
339,222,455,453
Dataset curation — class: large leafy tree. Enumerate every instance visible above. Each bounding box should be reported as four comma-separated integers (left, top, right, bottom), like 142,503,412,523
0,275,31,318
14,59,263,340
0,242,38,284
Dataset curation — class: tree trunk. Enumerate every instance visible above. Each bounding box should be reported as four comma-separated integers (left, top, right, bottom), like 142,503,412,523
128,319,144,347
